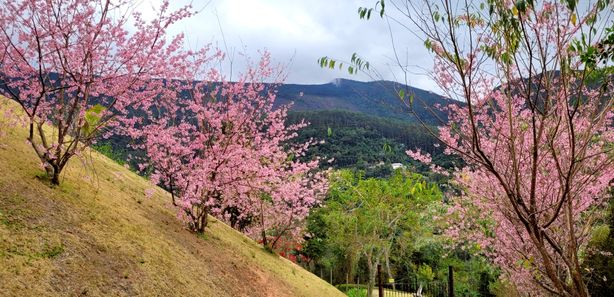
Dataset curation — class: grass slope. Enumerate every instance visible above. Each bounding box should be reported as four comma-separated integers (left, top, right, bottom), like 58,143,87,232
0,98,344,297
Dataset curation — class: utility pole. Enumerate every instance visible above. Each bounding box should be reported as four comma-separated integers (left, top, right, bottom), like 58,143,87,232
448,265,454,297
377,264,384,297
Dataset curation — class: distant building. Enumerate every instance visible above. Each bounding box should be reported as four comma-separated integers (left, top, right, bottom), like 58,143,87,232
391,163,405,170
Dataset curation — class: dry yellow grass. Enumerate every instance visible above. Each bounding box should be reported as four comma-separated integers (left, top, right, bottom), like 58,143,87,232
0,97,344,297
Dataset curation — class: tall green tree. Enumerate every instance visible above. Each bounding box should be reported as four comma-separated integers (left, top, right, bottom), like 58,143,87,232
320,169,441,297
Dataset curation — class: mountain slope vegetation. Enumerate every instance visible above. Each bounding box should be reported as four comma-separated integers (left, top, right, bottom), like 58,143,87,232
0,98,344,297
276,79,454,124
286,110,453,171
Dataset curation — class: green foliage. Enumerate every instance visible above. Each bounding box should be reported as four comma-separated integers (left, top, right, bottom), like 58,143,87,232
417,264,435,282
346,287,367,297
92,142,126,166
303,169,442,287
584,196,614,296
83,104,106,136
590,225,610,245
317,53,371,75
336,284,369,296
302,169,498,296
357,0,385,20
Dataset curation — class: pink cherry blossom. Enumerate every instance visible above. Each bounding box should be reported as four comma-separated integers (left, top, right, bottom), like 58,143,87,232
129,51,329,248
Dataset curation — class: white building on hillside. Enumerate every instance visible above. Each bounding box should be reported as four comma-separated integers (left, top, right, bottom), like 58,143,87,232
391,163,405,170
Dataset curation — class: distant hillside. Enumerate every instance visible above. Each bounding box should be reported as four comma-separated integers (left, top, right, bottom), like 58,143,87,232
0,98,344,297
276,79,455,124
286,110,449,170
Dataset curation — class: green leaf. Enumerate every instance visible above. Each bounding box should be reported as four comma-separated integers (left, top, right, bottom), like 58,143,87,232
501,52,511,64
383,142,392,153
359,8,367,19
84,104,106,135
88,104,105,115
327,127,333,137
424,39,432,51
318,57,327,68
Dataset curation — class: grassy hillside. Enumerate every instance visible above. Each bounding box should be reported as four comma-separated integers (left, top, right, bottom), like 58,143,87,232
0,98,344,297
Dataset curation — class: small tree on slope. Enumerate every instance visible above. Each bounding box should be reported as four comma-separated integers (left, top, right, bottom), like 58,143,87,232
0,0,194,184
133,52,328,237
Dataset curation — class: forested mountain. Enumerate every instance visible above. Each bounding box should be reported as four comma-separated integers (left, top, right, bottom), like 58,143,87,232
286,110,456,174
276,79,458,175
276,79,454,125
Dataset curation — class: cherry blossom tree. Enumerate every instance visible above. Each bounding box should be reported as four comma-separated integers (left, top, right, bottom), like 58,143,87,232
367,1,614,296
317,0,614,295
248,160,329,251
0,0,194,184
134,52,328,239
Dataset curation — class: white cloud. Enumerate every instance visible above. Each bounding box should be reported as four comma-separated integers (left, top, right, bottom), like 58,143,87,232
135,0,439,92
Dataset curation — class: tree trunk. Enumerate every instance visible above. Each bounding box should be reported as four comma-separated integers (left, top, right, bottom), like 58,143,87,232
384,248,394,290
50,164,61,185
198,212,207,233
366,253,380,297
366,255,374,297
261,229,268,248
198,208,208,232
51,170,60,185
188,206,208,233
42,162,54,180
566,200,589,297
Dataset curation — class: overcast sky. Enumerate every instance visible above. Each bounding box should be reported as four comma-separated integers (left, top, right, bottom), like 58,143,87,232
142,0,438,91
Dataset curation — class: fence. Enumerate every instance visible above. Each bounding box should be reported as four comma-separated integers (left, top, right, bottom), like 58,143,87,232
379,281,448,297
376,265,454,297
333,265,456,297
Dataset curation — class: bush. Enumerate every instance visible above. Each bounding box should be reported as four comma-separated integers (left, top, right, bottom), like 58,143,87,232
346,288,367,297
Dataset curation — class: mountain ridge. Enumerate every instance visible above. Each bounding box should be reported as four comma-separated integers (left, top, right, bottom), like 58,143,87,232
275,78,455,124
